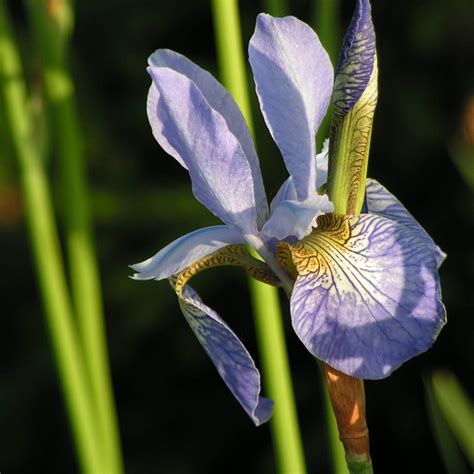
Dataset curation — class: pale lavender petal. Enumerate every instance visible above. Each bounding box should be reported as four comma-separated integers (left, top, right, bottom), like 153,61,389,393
269,140,330,213
366,179,446,267
270,177,297,214
290,214,446,379
263,194,333,241
148,67,259,235
130,225,245,280
249,14,334,201
176,283,273,425
333,0,376,118
148,50,268,226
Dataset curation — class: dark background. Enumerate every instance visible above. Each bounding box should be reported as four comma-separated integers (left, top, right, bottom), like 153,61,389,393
1,0,473,472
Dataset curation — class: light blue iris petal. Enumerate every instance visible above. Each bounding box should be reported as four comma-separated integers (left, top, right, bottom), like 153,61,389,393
269,141,330,213
148,50,269,227
366,179,446,267
290,214,446,379
176,283,273,426
130,225,245,280
148,67,260,236
263,194,334,241
249,14,334,201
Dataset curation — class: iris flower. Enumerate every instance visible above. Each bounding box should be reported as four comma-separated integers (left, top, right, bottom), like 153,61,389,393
131,0,446,426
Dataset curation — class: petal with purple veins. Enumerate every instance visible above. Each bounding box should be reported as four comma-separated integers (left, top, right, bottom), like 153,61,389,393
365,179,446,267
249,14,333,201
148,50,268,226
333,0,376,119
130,225,245,281
171,281,273,425
148,66,260,236
287,213,446,379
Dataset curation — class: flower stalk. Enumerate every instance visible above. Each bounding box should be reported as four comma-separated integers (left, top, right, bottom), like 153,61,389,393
211,1,306,472
323,1,377,471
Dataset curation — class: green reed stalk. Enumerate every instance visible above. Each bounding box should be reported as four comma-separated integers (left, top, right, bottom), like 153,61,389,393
312,2,348,471
263,0,288,16
0,3,102,472
211,1,306,472
24,2,123,473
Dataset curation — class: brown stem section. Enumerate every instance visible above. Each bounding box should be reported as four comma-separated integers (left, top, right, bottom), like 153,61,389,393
322,363,372,465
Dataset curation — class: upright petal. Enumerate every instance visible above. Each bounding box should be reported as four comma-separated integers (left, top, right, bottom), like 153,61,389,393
262,194,333,241
170,282,273,426
148,50,269,226
148,66,259,236
269,140,330,214
130,225,245,281
249,14,334,201
285,214,446,379
365,179,446,267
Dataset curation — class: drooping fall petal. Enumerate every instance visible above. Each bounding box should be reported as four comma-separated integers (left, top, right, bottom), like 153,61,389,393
173,282,273,425
283,213,446,379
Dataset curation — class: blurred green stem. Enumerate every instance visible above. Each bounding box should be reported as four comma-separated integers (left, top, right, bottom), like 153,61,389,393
321,378,349,474
24,2,123,473
312,2,349,471
0,3,102,472
430,371,474,465
263,0,288,17
211,1,306,473
313,0,341,151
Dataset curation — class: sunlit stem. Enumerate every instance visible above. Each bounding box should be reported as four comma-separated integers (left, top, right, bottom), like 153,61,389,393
0,4,102,472
24,2,123,473
211,1,307,472
322,364,373,474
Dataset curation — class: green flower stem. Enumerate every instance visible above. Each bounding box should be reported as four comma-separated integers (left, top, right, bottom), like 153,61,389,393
250,279,306,473
24,2,123,473
211,1,306,472
0,4,102,472
313,0,341,151
263,0,288,16
312,3,349,472
321,376,349,474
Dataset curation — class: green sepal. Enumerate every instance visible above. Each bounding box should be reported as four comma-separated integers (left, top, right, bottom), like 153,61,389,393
327,56,378,215
347,459,374,474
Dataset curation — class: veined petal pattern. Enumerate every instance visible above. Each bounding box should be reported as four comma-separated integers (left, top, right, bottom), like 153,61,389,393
286,214,446,379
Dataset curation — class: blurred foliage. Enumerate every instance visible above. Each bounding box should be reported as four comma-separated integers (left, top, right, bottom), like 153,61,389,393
1,0,473,473
425,371,474,473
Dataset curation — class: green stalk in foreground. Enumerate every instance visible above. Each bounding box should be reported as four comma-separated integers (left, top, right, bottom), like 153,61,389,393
24,3,123,473
211,1,306,473
312,2,348,471
263,0,288,17
0,3,102,472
